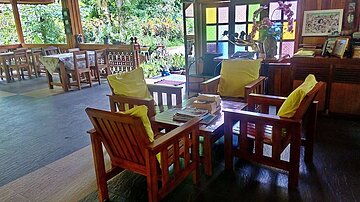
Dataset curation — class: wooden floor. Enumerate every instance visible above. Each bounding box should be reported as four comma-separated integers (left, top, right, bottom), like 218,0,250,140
0,76,360,201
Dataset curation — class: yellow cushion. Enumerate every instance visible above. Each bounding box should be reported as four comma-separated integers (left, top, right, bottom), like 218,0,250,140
217,59,262,98
277,74,318,118
120,105,161,163
107,68,152,99
121,105,154,141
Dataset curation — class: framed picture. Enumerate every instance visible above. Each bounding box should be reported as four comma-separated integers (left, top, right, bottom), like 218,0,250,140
302,9,344,36
332,37,349,58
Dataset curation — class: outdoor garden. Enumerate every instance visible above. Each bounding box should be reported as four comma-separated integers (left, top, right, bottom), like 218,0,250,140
0,0,186,78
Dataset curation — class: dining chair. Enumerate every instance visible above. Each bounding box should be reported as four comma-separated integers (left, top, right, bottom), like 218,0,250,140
86,107,200,202
88,49,110,85
68,48,80,53
43,46,61,56
30,48,45,77
66,51,92,89
224,75,324,188
8,49,32,80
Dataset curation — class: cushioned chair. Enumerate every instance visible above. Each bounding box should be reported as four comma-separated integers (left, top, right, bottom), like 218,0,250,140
107,68,183,117
224,74,324,188
86,106,200,202
201,59,266,102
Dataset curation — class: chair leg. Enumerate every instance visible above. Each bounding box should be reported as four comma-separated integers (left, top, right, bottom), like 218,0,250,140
76,72,81,90
305,102,318,163
87,72,93,87
90,135,110,202
288,126,301,189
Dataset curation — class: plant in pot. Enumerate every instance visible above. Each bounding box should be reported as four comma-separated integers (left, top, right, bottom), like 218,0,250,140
169,53,185,74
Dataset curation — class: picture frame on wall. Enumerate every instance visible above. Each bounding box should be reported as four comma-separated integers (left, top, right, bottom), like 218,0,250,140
332,37,350,58
302,9,344,36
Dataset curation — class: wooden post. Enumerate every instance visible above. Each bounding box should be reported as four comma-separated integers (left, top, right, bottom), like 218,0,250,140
61,0,83,48
10,0,25,44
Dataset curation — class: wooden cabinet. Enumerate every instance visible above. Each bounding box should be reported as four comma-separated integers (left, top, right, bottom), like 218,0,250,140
290,57,360,115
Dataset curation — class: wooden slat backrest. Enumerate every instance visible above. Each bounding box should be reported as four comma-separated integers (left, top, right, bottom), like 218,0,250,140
43,46,60,56
95,49,109,70
147,84,183,113
107,46,139,73
13,49,29,66
73,50,89,70
86,108,151,173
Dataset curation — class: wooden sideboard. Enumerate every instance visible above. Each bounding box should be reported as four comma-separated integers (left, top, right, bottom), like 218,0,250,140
290,57,360,115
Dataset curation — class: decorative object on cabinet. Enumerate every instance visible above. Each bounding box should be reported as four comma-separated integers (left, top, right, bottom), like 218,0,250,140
302,9,344,36
332,37,350,58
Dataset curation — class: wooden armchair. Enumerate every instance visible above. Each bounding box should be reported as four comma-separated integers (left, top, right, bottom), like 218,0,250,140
109,83,183,117
86,107,200,202
201,75,266,102
66,51,92,89
224,82,324,188
9,49,32,80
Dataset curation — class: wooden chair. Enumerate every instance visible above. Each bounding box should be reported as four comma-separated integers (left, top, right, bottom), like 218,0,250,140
66,51,92,89
43,46,61,56
90,49,110,85
108,83,183,117
9,49,32,80
86,107,200,202
67,48,80,53
30,48,45,77
223,82,324,189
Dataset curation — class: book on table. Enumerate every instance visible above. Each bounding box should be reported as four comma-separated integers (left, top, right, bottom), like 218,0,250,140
173,107,216,124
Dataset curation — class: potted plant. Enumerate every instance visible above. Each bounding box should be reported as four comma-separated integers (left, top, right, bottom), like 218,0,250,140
169,53,185,74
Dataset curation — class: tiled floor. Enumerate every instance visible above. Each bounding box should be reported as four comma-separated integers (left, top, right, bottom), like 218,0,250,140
0,76,360,201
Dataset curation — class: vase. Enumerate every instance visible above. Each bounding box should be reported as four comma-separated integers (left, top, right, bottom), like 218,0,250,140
263,36,277,59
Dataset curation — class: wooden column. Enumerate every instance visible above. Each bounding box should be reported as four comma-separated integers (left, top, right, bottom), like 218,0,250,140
10,0,25,44
61,0,83,48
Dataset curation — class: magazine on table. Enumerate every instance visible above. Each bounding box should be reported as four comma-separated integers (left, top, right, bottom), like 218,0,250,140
173,107,216,124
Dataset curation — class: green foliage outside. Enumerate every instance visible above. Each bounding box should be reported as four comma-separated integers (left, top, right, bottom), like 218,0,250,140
0,5,19,44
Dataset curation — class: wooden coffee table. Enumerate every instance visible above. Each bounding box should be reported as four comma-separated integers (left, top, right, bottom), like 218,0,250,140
152,99,247,176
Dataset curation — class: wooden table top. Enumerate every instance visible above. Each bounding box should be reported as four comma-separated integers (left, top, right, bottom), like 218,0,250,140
152,99,247,134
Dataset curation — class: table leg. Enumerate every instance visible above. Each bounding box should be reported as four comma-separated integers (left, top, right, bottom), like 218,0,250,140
4,65,11,83
203,134,213,176
59,63,69,92
46,69,54,89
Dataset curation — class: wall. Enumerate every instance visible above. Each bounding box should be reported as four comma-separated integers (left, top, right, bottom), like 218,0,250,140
296,0,360,47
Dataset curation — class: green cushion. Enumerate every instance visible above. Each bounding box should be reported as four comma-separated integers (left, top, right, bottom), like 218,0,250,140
217,59,262,98
107,68,152,99
277,74,318,118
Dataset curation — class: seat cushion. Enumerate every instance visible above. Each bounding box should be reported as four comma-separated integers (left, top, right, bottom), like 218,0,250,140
277,74,318,118
107,68,152,99
217,59,261,98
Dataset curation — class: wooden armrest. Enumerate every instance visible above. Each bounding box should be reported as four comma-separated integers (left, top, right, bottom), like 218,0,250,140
107,94,153,102
225,110,300,125
248,93,287,107
87,128,96,134
148,117,200,153
147,83,183,94
244,76,266,89
200,75,220,93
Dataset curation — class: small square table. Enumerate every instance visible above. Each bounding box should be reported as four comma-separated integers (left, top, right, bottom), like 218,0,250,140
152,98,247,176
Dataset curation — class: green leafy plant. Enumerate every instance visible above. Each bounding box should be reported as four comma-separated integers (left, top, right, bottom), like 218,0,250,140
170,53,185,71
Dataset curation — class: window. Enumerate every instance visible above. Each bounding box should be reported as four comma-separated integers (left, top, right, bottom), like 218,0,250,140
204,0,298,57
18,3,66,44
0,4,19,45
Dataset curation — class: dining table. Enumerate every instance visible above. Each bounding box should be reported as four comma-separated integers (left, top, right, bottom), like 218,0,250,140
39,51,95,92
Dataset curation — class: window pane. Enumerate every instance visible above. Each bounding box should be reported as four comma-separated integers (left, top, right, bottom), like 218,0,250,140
206,8,217,24
269,2,282,20
19,3,66,44
283,21,296,40
218,7,229,23
218,42,228,56
185,4,194,18
218,25,228,41
248,24,259,40
206,26,216,41
248,4,260,22
284,1,297,20
207,42,217,53
281,41,295,56
235,24,246,37
235,5,247,22
186,18,194,35
0,4,19,44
